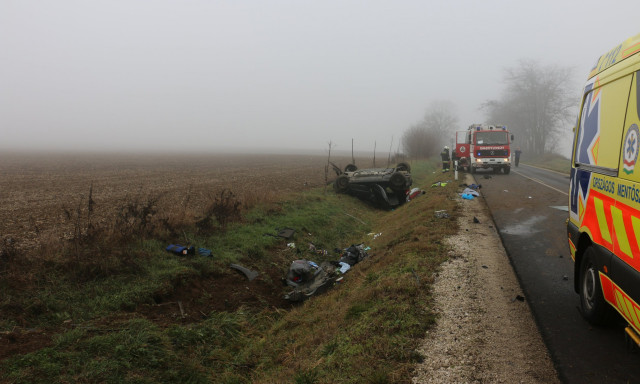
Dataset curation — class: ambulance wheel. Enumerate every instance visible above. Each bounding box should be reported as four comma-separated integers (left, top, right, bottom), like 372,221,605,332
579,246,610,325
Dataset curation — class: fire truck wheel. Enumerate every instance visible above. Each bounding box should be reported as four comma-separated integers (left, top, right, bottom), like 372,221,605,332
579,246,610,325
470,166,476,174
504,166,510,174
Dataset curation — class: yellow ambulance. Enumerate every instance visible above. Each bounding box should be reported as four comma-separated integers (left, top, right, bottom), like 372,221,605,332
568,32,640,344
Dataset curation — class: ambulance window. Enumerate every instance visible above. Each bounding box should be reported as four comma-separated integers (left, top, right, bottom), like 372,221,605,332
619,72,640,182
575,74,632,173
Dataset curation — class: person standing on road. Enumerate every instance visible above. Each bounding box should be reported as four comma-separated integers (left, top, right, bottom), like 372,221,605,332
514,147,522,167
441,146,451,172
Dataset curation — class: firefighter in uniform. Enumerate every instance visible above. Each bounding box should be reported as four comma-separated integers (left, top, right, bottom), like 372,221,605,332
440,146,451,172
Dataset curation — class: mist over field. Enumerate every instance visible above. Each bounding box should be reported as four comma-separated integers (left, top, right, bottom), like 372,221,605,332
1,1,638,157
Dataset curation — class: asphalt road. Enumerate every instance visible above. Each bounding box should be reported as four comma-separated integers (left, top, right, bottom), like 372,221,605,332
475,163,640,383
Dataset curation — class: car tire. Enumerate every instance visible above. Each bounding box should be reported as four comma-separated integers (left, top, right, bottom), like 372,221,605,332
396,162,411,172
334,175,350,193
389,172,407,190
344,164,358,172
579,246,611,325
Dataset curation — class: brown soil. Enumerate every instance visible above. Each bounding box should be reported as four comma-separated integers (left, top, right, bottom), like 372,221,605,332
2,152,360,360
0,152,367,251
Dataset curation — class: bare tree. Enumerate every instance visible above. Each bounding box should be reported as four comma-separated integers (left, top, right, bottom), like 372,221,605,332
401,122,439,159
483,59,575,155
423,100,459,146
402,100,459,159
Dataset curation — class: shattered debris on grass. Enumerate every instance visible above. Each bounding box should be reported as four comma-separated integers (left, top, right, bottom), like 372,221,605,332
435,210,450,219
283,244,369,302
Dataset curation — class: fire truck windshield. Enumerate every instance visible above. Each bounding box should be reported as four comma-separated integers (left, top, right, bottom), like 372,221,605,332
475,131,508,145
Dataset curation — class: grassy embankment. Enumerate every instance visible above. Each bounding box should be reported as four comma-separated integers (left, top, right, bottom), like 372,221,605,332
1,159,461,384
522,152,570,174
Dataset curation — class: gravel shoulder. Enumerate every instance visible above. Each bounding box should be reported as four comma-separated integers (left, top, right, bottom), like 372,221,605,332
412,174,560,383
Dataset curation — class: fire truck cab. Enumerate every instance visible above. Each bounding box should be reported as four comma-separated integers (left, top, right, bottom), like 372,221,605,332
454,124,514,174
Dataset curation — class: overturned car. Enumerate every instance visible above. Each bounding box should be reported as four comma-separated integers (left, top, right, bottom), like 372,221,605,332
333,163,412,209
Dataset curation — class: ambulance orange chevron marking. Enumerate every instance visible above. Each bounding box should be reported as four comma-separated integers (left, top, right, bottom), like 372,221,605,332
568,238,576,261
582,190,615,249
583,189,640,270
613,199,640,261
601,273,640,334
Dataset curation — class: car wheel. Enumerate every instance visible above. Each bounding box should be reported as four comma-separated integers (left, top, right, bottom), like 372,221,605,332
396,162,411,172
334,175,350,193
344,164,358,172
580,246,610,325
389,172,407,190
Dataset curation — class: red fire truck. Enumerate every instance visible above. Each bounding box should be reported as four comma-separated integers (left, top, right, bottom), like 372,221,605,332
454,124,514,174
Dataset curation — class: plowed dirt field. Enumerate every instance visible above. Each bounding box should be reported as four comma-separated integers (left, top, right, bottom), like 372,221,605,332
0,151,372,251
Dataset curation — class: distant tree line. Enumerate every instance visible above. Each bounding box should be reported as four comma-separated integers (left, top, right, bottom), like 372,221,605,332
401,60,575,158
483,59,576,156
402,101,458,159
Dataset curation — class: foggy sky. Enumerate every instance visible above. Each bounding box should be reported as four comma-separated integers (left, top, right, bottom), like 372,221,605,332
1,0,638,155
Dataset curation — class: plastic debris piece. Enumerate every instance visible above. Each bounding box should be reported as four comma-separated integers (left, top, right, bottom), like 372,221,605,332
435,210,449,219
462,188,480,196
166,244,195,256
230,264,259,281
277,228,296,239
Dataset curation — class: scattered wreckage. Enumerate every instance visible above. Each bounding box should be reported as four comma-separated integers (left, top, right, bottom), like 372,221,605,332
283,244,368,302
332,162,413,209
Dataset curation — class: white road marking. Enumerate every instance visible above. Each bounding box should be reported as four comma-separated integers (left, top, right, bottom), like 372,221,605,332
512,169,569,196
519,163,569,176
